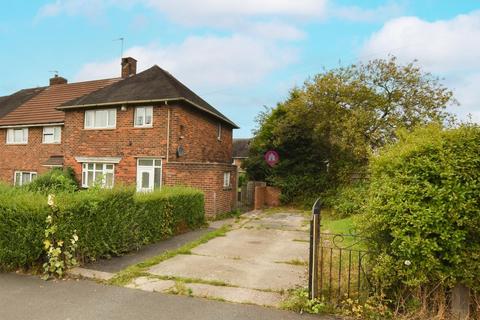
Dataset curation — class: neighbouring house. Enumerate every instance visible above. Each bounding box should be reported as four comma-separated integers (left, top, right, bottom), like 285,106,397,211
232,138,251,173
0,57,238,216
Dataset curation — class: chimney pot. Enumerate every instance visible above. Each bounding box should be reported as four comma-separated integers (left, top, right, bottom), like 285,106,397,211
49,75,68,86
121,57,137,78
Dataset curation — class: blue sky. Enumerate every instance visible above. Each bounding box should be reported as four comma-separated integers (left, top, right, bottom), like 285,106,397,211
1,1,479,137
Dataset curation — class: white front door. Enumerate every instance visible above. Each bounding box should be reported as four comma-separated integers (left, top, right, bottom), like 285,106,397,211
137,167,154,192
136,159,162,192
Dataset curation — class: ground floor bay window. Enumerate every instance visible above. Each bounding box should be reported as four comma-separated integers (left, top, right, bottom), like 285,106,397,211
81,163,115,188
136,159,162,192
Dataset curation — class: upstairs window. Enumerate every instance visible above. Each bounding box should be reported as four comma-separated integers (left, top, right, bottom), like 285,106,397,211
14,171,37,186
134,106,153,127
43,126,61,144
85,109,116,129
6,128,28,144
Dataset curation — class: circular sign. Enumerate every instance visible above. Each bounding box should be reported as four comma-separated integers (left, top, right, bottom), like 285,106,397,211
264,150,280,167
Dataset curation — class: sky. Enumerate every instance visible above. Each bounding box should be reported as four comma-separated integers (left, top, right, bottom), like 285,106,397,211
0,1,479,138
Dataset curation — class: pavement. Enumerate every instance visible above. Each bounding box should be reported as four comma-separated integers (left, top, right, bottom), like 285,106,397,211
0,273,333,320
127,210,311,307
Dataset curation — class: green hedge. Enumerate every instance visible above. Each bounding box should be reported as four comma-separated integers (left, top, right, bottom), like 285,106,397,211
361,124,480,294
0,186,205,269
0,188,48,270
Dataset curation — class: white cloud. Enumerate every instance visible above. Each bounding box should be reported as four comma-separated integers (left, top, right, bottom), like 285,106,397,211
75,34,297,90
333,2,404,23
361,11,480,122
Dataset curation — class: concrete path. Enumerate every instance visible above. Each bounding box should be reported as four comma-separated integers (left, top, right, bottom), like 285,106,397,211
0,273,334,320
128,210,310,307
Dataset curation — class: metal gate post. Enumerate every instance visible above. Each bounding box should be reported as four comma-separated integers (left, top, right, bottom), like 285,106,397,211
309,198,322,299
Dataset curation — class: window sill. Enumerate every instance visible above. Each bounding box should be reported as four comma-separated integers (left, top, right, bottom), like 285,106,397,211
42,142,61,145
6,143,28,145
223,186,232,191
133,125,154,129
83,128,116,131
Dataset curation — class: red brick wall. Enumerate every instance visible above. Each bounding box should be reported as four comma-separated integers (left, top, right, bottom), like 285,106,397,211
168,103,232,163
62,103,236,215
0,127,63,184
164,162,237,216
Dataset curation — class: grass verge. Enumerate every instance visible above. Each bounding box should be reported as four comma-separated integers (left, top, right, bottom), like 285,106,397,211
108,225,231,286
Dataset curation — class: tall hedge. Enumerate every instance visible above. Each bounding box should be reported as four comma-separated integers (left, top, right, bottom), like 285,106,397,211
0,186,205,269
0,187,48,270
361,124,480,294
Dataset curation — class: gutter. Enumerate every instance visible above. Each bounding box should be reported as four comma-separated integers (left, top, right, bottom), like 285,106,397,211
0,122,64,129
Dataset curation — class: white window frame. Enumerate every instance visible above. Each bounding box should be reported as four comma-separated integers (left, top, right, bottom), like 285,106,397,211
81,163,115,188
42,126,62,144
134,106,154,128
84,108,117,130
223,171,231,188
14,171,37,186
6,128,28,144
136,158,162,192
217,123,222,140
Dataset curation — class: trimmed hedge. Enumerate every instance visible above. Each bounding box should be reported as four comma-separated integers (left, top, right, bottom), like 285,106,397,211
361,124,480,294
0,186,205,269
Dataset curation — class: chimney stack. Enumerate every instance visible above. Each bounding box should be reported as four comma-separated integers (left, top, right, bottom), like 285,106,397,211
121,57,137,78
49,75,68,86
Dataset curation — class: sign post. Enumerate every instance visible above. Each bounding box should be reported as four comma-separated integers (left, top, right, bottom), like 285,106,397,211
309,197,321,299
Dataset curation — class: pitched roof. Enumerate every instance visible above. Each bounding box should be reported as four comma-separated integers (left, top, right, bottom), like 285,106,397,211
233,138,251,158
60,66,238,128
0,78,120,126
0,87,46,119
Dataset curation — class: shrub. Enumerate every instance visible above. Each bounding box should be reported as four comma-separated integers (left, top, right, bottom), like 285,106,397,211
26,168,78,194
360,124,480,308
331,183,368,218
0,189,48,270
0,185,205,269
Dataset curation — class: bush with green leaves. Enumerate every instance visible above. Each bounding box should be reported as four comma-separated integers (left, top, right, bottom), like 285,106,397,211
0,189,48,270
331,182,368,218
0,185,205,269
360,124,480,303
25,168,78,194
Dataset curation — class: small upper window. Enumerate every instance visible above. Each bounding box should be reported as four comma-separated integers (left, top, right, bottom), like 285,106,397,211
134,106,153,127
85,109,116,129
6,128,28,144
217,123,222,140
43,126,61,144
223,171,231,188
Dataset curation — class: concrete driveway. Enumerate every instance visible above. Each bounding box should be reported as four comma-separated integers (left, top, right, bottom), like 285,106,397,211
127,210,310,307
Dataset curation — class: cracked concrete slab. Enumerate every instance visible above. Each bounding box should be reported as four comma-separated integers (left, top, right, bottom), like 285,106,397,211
126,277,175,292
191,228,308,262
186,283,283,307
148,254,306,291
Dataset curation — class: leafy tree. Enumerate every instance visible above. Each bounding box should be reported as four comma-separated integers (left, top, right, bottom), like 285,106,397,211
245,57,456,203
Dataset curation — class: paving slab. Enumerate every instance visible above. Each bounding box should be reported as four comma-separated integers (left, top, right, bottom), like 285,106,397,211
148,254,306,291
186,283,283,307
126,277,175,292
243,213,308,231
191,228,308,262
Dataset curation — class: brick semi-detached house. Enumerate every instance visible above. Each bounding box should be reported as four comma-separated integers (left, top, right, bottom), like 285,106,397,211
0,57,238,216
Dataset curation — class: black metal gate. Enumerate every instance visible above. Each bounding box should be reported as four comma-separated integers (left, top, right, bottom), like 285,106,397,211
308,198,374,303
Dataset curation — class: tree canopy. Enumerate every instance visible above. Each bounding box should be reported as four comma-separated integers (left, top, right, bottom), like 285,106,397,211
244,57,457,203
